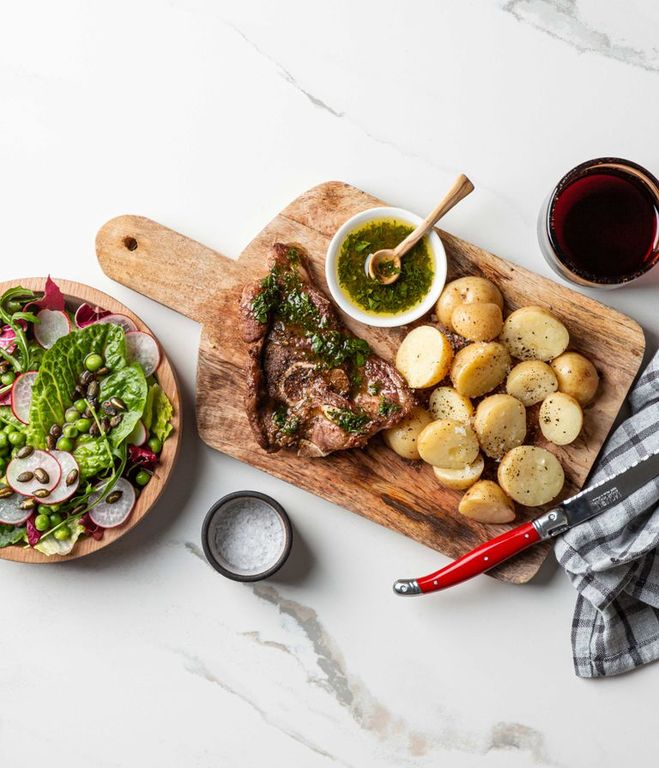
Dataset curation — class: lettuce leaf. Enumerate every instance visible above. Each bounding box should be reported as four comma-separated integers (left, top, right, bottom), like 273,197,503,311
0,525,25,548
99,363,147,447
27,324,128,448
73,436,114,480
143,383,173,442
35,520,85,556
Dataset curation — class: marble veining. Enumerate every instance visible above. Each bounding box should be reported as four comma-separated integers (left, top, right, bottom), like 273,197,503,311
501,0,659,72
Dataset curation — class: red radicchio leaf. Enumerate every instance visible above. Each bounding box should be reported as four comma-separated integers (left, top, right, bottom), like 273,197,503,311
74,302,111,328
0,389,11,406
0,319,27,353
24,276,66,312
26,514,41,547
81,513,104,539
128,444,158,470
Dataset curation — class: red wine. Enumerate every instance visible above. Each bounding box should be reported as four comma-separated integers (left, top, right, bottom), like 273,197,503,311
549,166,659,283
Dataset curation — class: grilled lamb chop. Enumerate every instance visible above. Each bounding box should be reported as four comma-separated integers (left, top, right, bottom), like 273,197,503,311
240,243,414,457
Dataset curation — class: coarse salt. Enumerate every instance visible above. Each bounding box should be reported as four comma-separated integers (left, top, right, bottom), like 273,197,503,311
210,497,286,576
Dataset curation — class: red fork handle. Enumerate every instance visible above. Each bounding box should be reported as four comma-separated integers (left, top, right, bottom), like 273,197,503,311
393,521,541,596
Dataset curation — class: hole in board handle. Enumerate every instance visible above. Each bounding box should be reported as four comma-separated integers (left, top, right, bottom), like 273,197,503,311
123,236,138,251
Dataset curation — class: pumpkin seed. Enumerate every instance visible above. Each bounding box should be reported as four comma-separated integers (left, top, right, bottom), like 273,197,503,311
17,445,34,459
33,488,50,498
106,490,123,504
46,435,56,450
66,469,79,486
97,366,110,376
71,504,86,515
87,380,100,399
101,417,110,433
34,468,49,484
89,422,100,437
49,424,62,438
74,384,87,398
17,471,34,483
79,370,94,385
102,401,117,416
19,498,36,511
0,487,14,499
110,397,127,411
109,414,123,428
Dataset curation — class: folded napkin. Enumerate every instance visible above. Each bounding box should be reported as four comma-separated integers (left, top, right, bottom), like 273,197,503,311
555,350,659,678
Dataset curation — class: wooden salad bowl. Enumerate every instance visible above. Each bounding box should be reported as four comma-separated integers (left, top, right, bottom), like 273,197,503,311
0,277,181,564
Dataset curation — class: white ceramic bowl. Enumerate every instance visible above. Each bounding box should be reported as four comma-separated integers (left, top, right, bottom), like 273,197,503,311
325,206,447,328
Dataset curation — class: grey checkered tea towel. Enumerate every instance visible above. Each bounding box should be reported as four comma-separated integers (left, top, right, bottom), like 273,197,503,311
555,350,659,678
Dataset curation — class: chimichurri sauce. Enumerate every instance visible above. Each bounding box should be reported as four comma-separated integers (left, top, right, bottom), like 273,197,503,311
337,219,434,315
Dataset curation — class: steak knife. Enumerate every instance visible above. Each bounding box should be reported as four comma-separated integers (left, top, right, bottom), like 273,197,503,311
393,450,659,596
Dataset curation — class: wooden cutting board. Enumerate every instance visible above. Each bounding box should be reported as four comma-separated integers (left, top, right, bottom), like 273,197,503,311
96,182,645,583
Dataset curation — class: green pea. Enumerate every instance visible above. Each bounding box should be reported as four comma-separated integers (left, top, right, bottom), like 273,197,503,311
65,407,80,423
8,431,25,447
49,504,61,513
54,526,71,541
49,512,63,527
63,425,79,439
56,437,74,452
135,469,151,487
147,437,162,454
34,514,50,532
74,399,87,413
3,425,15,434
37,504,50,515
74,418,91,434
0,433,7,450
0,371,15,387
84,353,104,373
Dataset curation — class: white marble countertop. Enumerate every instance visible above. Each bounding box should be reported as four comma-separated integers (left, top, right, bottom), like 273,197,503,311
2,2,659,766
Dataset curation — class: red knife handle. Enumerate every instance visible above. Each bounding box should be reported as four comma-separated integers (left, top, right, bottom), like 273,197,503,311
393,521,541,596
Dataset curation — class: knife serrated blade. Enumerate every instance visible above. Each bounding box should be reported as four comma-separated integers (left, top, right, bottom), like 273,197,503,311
532,449,659,540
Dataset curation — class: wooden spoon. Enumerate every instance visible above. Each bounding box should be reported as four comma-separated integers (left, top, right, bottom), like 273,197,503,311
366,174,474,284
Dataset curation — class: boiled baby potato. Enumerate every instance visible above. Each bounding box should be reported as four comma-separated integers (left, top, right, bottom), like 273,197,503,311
451,302,503,342
458,480,515,524
428,386,473,423
498,445,565,507
417,418,479,469
396,325,453,389
500,306,569,361
473,394,526,459
432,454,484,491
450,342,511,398
436,276,504,330
551,352,599,406
383,406,433,460
539,392,583,446
506,360,558,406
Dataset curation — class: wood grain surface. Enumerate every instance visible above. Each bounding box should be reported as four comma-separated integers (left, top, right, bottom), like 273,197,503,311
0,278,181,564
95,181,645,583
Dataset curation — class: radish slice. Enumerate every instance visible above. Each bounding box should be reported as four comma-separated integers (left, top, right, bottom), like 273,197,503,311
6,450,61,497
0,492,31,525
34,309,70,349
128,420,147,446
88,477,136,528
95,314,138,333
75,302,110,328
125,331,160,376
11,371,38,424
37,450,79,505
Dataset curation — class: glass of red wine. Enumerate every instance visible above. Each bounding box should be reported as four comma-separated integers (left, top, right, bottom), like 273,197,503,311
538,157,659,287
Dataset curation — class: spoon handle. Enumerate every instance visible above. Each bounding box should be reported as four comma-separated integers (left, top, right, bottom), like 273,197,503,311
393,174,474,257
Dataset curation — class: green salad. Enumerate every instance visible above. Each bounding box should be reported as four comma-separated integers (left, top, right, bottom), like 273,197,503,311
0,277,174,556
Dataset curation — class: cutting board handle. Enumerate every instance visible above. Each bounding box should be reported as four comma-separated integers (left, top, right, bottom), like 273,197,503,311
96,215,240,321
